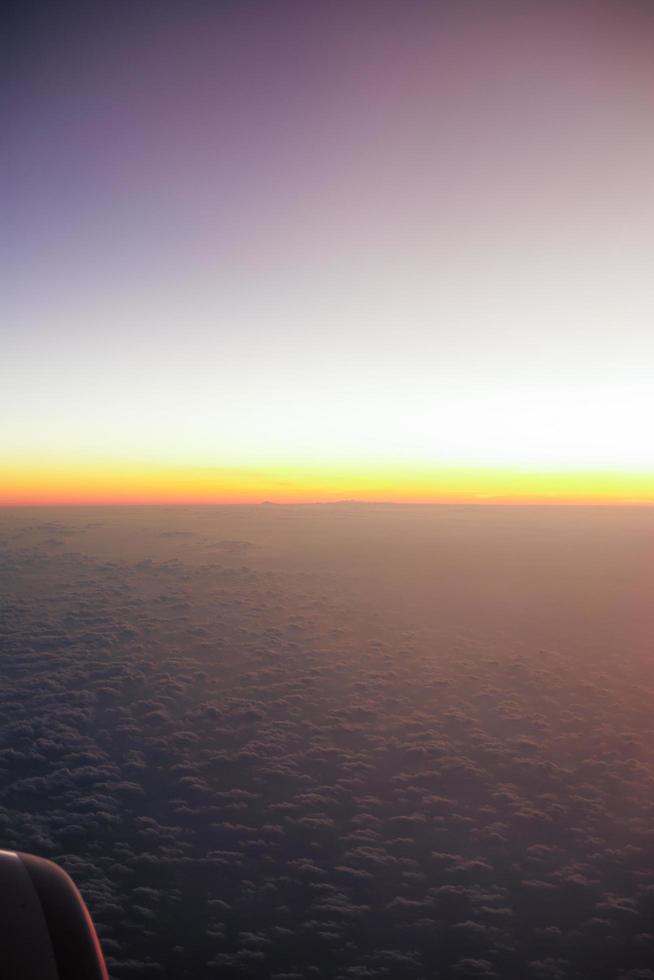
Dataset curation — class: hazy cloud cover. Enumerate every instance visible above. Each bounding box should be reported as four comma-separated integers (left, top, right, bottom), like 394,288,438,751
1,505,653,978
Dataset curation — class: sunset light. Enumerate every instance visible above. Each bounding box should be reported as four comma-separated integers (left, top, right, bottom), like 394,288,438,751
5,1,654,501
5,6,654,979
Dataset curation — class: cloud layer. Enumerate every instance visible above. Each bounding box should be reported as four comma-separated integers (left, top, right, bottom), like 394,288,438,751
1,506,653,979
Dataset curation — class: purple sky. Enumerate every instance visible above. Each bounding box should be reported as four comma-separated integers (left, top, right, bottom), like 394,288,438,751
5,1,654,490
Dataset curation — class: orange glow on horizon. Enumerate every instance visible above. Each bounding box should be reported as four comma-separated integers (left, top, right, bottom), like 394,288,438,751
3,461,654,507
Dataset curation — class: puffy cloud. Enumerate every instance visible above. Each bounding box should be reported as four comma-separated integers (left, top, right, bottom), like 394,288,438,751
2,510,654,979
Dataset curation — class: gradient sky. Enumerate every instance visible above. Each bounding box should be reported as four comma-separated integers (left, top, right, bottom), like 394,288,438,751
4,1,654,504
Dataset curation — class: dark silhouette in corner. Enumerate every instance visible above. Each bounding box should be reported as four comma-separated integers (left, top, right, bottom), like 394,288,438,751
0,851,108,979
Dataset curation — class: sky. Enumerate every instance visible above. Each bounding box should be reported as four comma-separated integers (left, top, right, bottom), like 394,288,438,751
4,0,654,504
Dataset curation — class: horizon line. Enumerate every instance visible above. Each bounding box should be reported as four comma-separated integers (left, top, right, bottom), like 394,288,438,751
3,499,654,509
